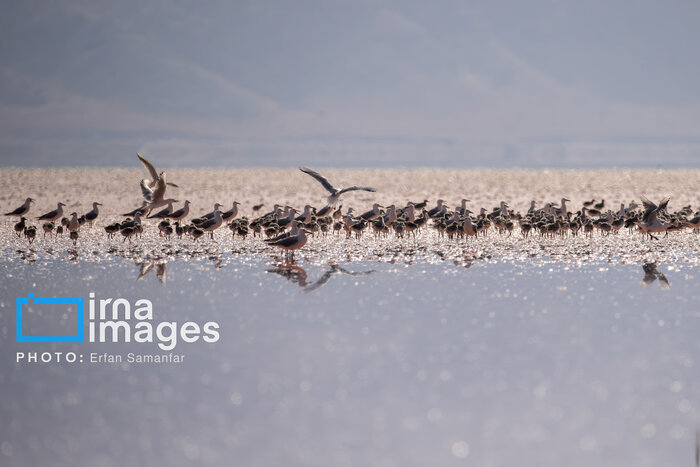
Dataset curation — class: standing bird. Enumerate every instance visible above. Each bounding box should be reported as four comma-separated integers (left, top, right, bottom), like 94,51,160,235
359,203,384,221
221,201,241,221
67,212,80,232
5,197,34,217
168,200,191,221
267,228,313,258
198,209,224,239
42,222,55,238
24,226,37,244
36,202,66,222
14,217,26,237
299,167,376,206
148,201,175,219
83,202,102,227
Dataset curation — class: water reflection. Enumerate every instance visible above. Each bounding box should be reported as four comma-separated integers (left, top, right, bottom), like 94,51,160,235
641,262,670,288
266,261,376,293
1,254,699,466
136,261,167,284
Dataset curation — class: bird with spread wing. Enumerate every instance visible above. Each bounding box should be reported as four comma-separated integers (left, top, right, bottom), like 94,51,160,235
299,167,376,206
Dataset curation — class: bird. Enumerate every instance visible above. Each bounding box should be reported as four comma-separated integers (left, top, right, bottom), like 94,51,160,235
23,225,37,244
140,174,176,211
137,154,177,210
221,201,241,221
299,167,376,206
120,226,137,243
5,197,34,217
42,222,54,238
104,223,120,239
637,196,671,239
554,198,570,218
36,202,66,222
359,203,384,221
138,153,178,188
198,203,224,222
640,196,670,222
69,230,79,246
67,212,80,232
267,228,313,258
409,199,429,210
14,217,26,237
83,202,102,227
168,200,191,221
198,209,224,239
122,201,149,217
148,201,175,219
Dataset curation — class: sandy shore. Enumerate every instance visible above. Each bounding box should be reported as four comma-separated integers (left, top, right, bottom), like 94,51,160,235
1,168,699,265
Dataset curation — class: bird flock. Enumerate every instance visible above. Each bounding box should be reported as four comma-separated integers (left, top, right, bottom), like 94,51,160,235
4,155,700,257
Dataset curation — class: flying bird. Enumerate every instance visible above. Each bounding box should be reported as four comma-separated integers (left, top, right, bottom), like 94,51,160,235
299,167,376,206
138,153,178,188
137,153,178,210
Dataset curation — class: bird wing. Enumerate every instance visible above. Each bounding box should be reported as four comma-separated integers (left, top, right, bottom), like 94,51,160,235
5,206,23,215
147,206,168,218
150,173,167,202
316,205,332,217
640,196,657,222
299,167,337,194
640,196,656,212
337,186,377,196
137,153,159,182
198,217,217,229
169,207,184,218
268,234,300,248
140,179,154,202
657,197,670,212
37,209,58,220
264,232,291,243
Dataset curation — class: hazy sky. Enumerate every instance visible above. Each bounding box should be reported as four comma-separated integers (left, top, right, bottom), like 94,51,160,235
1,0,699,167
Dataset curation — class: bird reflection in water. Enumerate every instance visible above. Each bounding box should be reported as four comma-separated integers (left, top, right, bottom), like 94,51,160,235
641,262,670,289
266,260,375,293
137,261,167,284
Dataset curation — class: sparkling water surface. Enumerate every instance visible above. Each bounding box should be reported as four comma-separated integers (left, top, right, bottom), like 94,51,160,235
0,256,699,467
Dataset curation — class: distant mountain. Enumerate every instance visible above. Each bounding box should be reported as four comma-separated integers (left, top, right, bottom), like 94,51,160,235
1,1,699,167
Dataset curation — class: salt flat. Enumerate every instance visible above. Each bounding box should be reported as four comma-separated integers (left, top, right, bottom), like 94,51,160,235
1,168,699,265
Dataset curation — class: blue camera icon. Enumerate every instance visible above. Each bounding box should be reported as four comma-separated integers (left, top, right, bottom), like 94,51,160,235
16,293,84,343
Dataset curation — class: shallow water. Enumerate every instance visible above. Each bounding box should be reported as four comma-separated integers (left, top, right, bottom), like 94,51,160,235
1,256,699,466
